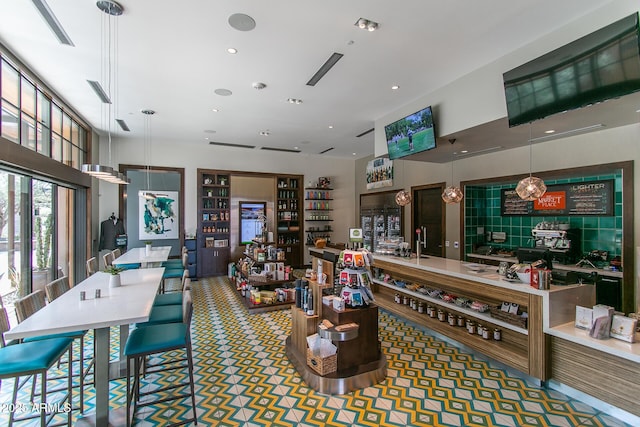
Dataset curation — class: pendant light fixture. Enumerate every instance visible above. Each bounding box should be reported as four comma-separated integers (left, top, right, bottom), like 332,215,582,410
81,0,129,184
140,109,156,200
395,190,412,206
516,125,546,201
395,158,412,206
441,139,464,204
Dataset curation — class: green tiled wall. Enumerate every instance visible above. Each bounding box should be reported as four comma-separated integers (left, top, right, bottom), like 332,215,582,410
464,173,622,259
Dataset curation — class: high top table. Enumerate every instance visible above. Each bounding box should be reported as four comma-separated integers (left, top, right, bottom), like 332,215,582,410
113,245,171,268
5,267,165,427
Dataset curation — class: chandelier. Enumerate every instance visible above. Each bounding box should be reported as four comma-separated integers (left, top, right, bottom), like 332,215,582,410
441,139,463,204
395,190,412,206
516,126,546,201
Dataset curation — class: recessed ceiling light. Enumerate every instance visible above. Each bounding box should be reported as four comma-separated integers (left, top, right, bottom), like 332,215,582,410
328,125,333,129
352,152,356,156
212,108,219,112
252,82,267,90
461,150,468,153
227,48,237,54
544,129,555,134
259,130,270,136
287,98,303,104
214,88,232,96
294,146,299,150
391,85,399,90
204,129,216,134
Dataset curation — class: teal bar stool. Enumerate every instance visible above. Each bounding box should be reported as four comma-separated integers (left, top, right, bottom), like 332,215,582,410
0,307,74,427
162,246,187,269
123,294,196,426
153,270,190,307
14,289,90,413
138,290,191,327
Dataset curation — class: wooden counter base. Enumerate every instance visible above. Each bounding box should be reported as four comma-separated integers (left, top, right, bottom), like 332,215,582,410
285,336,387,395
372,257,547,380
550,336,640,417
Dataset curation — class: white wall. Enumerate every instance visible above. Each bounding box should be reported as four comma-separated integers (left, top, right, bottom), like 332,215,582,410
374,0,640,157
97,136,356,265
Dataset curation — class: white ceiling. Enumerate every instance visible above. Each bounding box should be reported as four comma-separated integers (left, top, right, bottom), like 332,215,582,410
1,0,632,161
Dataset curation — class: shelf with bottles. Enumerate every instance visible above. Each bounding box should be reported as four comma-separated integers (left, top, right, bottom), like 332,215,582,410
305,189,333,200
276,232,301,246
202,173,230,187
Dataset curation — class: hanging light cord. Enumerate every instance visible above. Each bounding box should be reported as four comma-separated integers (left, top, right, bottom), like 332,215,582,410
528,125,533,178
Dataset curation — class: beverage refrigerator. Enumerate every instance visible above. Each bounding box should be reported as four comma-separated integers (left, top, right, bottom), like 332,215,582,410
360,207,401,253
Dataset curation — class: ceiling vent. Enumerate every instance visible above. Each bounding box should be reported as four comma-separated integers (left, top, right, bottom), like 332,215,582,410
260,147,301,153
209,141,256,149
307,52,344,86
87,80,111,103
356,128,374,138
319,147,334,154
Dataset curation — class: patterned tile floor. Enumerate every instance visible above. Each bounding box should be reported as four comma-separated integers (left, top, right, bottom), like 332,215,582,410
0,276,633,426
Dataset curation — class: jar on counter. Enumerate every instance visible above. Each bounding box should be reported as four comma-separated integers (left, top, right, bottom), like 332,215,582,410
467,322,476,334
457,315,465,327
403,295,409,305
482,327,490,339
494,328,502,341
438,310,446,322
394,293,401,304
418,301,424,314
448,313,456,326
429,307,436,318
427,305,434,316
477,324,483,336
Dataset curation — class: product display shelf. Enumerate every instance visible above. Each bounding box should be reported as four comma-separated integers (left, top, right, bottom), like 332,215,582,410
305,186,334,247
197,169,231,277
286,280,386,394
372,257,545,380
235,268,294,313
373,279,527,335
275,175,303,267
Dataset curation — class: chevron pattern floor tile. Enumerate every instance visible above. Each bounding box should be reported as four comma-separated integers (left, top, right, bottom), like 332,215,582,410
0,276,633,426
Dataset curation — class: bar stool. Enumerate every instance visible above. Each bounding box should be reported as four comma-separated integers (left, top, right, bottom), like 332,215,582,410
161,253,188,293
124,293,196,426
0,307,74,426
138,290,191,327
162,246,188,269
103,252,114,269
14,290,89,413
153,270,190,307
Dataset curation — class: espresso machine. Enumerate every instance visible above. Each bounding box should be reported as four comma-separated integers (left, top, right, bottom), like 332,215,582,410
531,224,580,264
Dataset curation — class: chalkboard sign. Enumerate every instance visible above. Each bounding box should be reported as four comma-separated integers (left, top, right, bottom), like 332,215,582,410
501,179,614,216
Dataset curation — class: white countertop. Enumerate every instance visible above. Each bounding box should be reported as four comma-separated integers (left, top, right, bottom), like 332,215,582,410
372,254,559,296
547,321,640,363
5,267,164,340
113,246,171,266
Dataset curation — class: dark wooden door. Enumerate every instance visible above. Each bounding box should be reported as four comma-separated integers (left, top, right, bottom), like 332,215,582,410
412,185,445,257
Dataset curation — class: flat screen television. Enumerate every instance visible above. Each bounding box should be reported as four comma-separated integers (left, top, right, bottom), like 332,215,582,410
384,105,436,160
503,12,640,127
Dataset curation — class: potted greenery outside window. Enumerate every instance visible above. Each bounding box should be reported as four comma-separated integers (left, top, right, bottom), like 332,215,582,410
105,265,125,288
32,215,53,293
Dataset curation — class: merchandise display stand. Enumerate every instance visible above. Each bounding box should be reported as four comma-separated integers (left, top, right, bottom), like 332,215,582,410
285,280,386,395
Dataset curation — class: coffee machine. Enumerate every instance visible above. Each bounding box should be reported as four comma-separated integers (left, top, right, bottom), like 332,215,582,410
531,225,580,264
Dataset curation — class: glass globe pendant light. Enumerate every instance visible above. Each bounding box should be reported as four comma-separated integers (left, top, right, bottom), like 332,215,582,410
395,190,412,206
441,139,464,204
516,126,546,201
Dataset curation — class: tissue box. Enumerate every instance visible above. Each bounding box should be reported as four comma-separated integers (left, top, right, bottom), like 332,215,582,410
323,295,337,306
575,306,593,330
610,315,637,343
306,348,337,376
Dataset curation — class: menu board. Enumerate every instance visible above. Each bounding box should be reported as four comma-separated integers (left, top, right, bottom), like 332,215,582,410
501,179,614,216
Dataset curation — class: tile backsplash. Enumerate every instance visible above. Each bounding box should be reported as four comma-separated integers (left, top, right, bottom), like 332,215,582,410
464,172,622,261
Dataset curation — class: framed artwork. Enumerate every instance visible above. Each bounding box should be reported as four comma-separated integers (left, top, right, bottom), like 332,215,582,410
139,190,179,240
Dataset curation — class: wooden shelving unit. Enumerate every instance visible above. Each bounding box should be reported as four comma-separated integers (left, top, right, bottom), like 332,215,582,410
197,169,231,277
275,175,303,267
305,186,333,246
372,257,546,380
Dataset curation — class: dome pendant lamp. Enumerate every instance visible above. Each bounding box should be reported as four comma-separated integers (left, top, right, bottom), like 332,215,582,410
516,126,546,201
441,139,463,204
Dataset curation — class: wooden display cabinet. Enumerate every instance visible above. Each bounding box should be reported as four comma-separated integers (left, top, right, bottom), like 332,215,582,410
305,185,333,247
197,169,231,277
275,175,303,267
